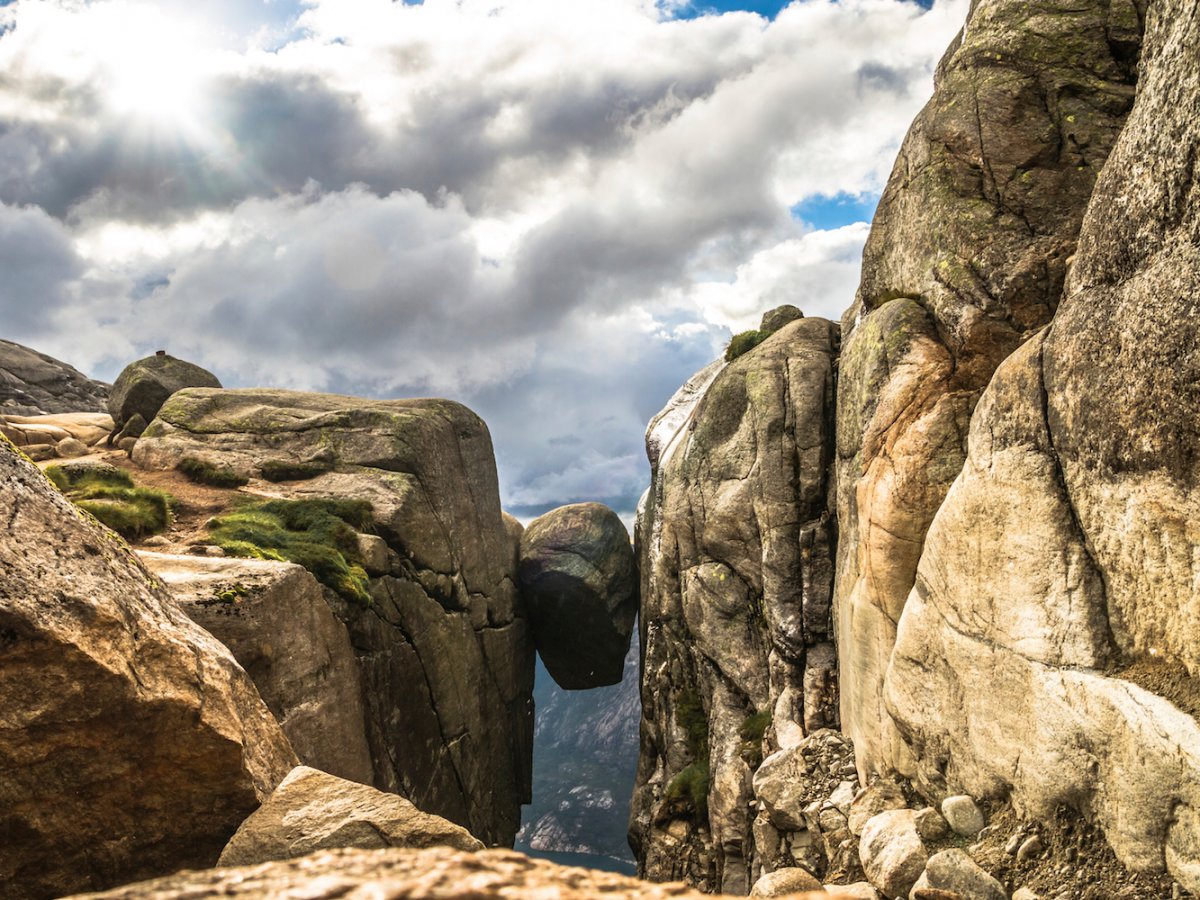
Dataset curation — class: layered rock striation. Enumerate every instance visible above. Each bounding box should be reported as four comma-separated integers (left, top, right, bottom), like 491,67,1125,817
0,338,109,416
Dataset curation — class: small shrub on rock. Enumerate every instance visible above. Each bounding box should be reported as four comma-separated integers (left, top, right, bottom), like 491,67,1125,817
207,497,374,605
725,329,771,362
178,456,249,489
666,761,710,819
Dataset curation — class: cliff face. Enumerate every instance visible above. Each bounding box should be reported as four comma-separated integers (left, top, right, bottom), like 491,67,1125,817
632,317,839,892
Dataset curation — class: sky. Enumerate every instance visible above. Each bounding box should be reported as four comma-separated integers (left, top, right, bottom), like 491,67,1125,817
0,0,967,524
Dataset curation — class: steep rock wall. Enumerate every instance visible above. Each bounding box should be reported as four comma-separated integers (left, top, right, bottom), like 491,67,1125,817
885,0,1200,889
631,318,839,892
834,0,1144,778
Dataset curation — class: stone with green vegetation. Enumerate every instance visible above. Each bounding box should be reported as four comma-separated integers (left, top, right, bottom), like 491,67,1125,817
0,437,296,899
46,461,173,540
178,455,250,488
107,352,220,436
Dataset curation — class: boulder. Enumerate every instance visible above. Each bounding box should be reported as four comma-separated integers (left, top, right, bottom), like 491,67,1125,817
517,502,637,689
139,552,374,785
753,730,857,833
910,850,1005,900
760,304,803,333
0,338,109,415
218,766,482,866
68,846,842,900
834,0,1145,779
848,782,907,837
939,796,983,837
2,412,114,450
858,810,927,900
883,4,1200,889
133,388,536,846
750,866,824,896
829,885,881,900
0,437,296,898
108,352,220,434
632,318,839,888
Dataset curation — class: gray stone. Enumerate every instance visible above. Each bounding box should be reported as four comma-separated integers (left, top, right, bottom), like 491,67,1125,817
910,849,1005,900
849,782,907,837
940,796,984,837
356,533,390,576
0,338,109,415
913,808,948,843
760,304,803,333
218,766,482,866
108,352,220,433
859,809,927,900
54,437,89,458
517,502,637,690
1016,835,1044,862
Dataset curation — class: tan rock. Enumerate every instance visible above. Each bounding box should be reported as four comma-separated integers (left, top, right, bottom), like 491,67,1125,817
0,437,296,899
849,782,907,837
751,866,824,896
218,766,482,866
910,850,1004,900
859,810,927,900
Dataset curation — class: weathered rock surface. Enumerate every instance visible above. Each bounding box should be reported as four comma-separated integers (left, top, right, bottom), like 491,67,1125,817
218,766,482,867
135,389,535,846
0,338,109,415
834,0,1144,779
858,810,926,900
70,847,843,900
883,2,1200,889
1,411,114,455
140,553,374,785
517,502,637,689
939,797,983,838
749,866,823,896
632,317,840,891
911,850,1005,900
108,352,220,435
0,437,296,898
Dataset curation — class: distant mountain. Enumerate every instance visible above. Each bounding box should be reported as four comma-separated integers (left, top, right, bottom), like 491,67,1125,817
0,339,109,416
517,635,640,871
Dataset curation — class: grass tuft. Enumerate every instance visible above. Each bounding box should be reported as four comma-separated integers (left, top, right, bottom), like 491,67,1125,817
260,459,333,483
207,497,374,605
666,761,710,820
725,329,772,362
178,456,249,489
46,463,173,540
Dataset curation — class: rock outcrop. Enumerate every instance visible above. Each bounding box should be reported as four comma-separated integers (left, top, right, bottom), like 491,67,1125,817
0,338,109,415
70,847,840,900
134,388,534,846
108,352,220,438
517,502,638,689
883,1,1200,888
218,766,483,867
1,411,113,460
631,316,839,892
834,0,1144,778
0,437,297,898
140,553,375,785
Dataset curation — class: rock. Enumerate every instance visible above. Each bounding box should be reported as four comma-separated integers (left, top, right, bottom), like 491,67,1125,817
754,730,856,833
66,846,840,900
141,534,171,548
0,338,109,415
913,808,948,843
1016,835,1044,862
117,435,138,453
1013,889,1040,900
23,443,54,461
834,0,1145,779
939,796,984,837
356,533,390,576
218,766,482,866
112,412,148,445
3,412,114,450
140,552,375,786
760,304,803,333
54,436,89,458
910,849,1005,900
830,780,858,817
859,810,927,900
133,388,536,845
108,352,220,434
632,319,839,888
517,502,637,689
849,782,908,837
0,437,296,898
751,866,824,896
830,885,880,900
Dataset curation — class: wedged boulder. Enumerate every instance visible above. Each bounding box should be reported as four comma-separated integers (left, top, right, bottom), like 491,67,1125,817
834,0,1145,779
632,318,839,889
135,388,536,846
140,553,374,785
108,352,220,435
0,338,109,415
517,502,637,689
883,4,1200,890
69,846,842,900
218,766,482,867
0,437,297,898
858,810,927,900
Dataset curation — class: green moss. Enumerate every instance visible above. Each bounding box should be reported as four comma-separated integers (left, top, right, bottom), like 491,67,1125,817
178,456,249,489
675,685,709,758
666,761,710,820
259,459,333,482
207,497,374,605
724,329,771,362
740,710,772,743
45,464,134,492
45,464,174,540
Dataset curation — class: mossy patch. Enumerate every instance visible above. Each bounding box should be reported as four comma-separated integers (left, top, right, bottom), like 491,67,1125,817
675,685,709,758
666,761,710,820
178,456,249,489
739,710,772,767
46,464,173,540
259,459,333,482
725,329,771,362
206,497,374,605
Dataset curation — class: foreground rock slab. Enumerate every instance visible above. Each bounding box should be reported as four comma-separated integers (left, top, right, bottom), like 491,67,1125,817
0,438,297,898
218,766,482,867
517,501,638,689
72,847,845,899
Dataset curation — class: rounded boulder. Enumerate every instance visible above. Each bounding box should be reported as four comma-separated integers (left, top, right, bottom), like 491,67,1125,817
517,502,637,690
108,352,221,433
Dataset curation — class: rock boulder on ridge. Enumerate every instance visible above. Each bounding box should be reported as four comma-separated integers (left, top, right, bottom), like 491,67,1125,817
108,352,220,436
0,338,109,415
517,502,637,690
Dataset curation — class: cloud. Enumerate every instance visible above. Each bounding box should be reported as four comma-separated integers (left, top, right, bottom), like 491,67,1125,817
0,0,968,513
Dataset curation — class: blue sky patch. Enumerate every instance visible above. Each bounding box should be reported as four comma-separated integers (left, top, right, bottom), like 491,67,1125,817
791,191,879,230
670,0,934,20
